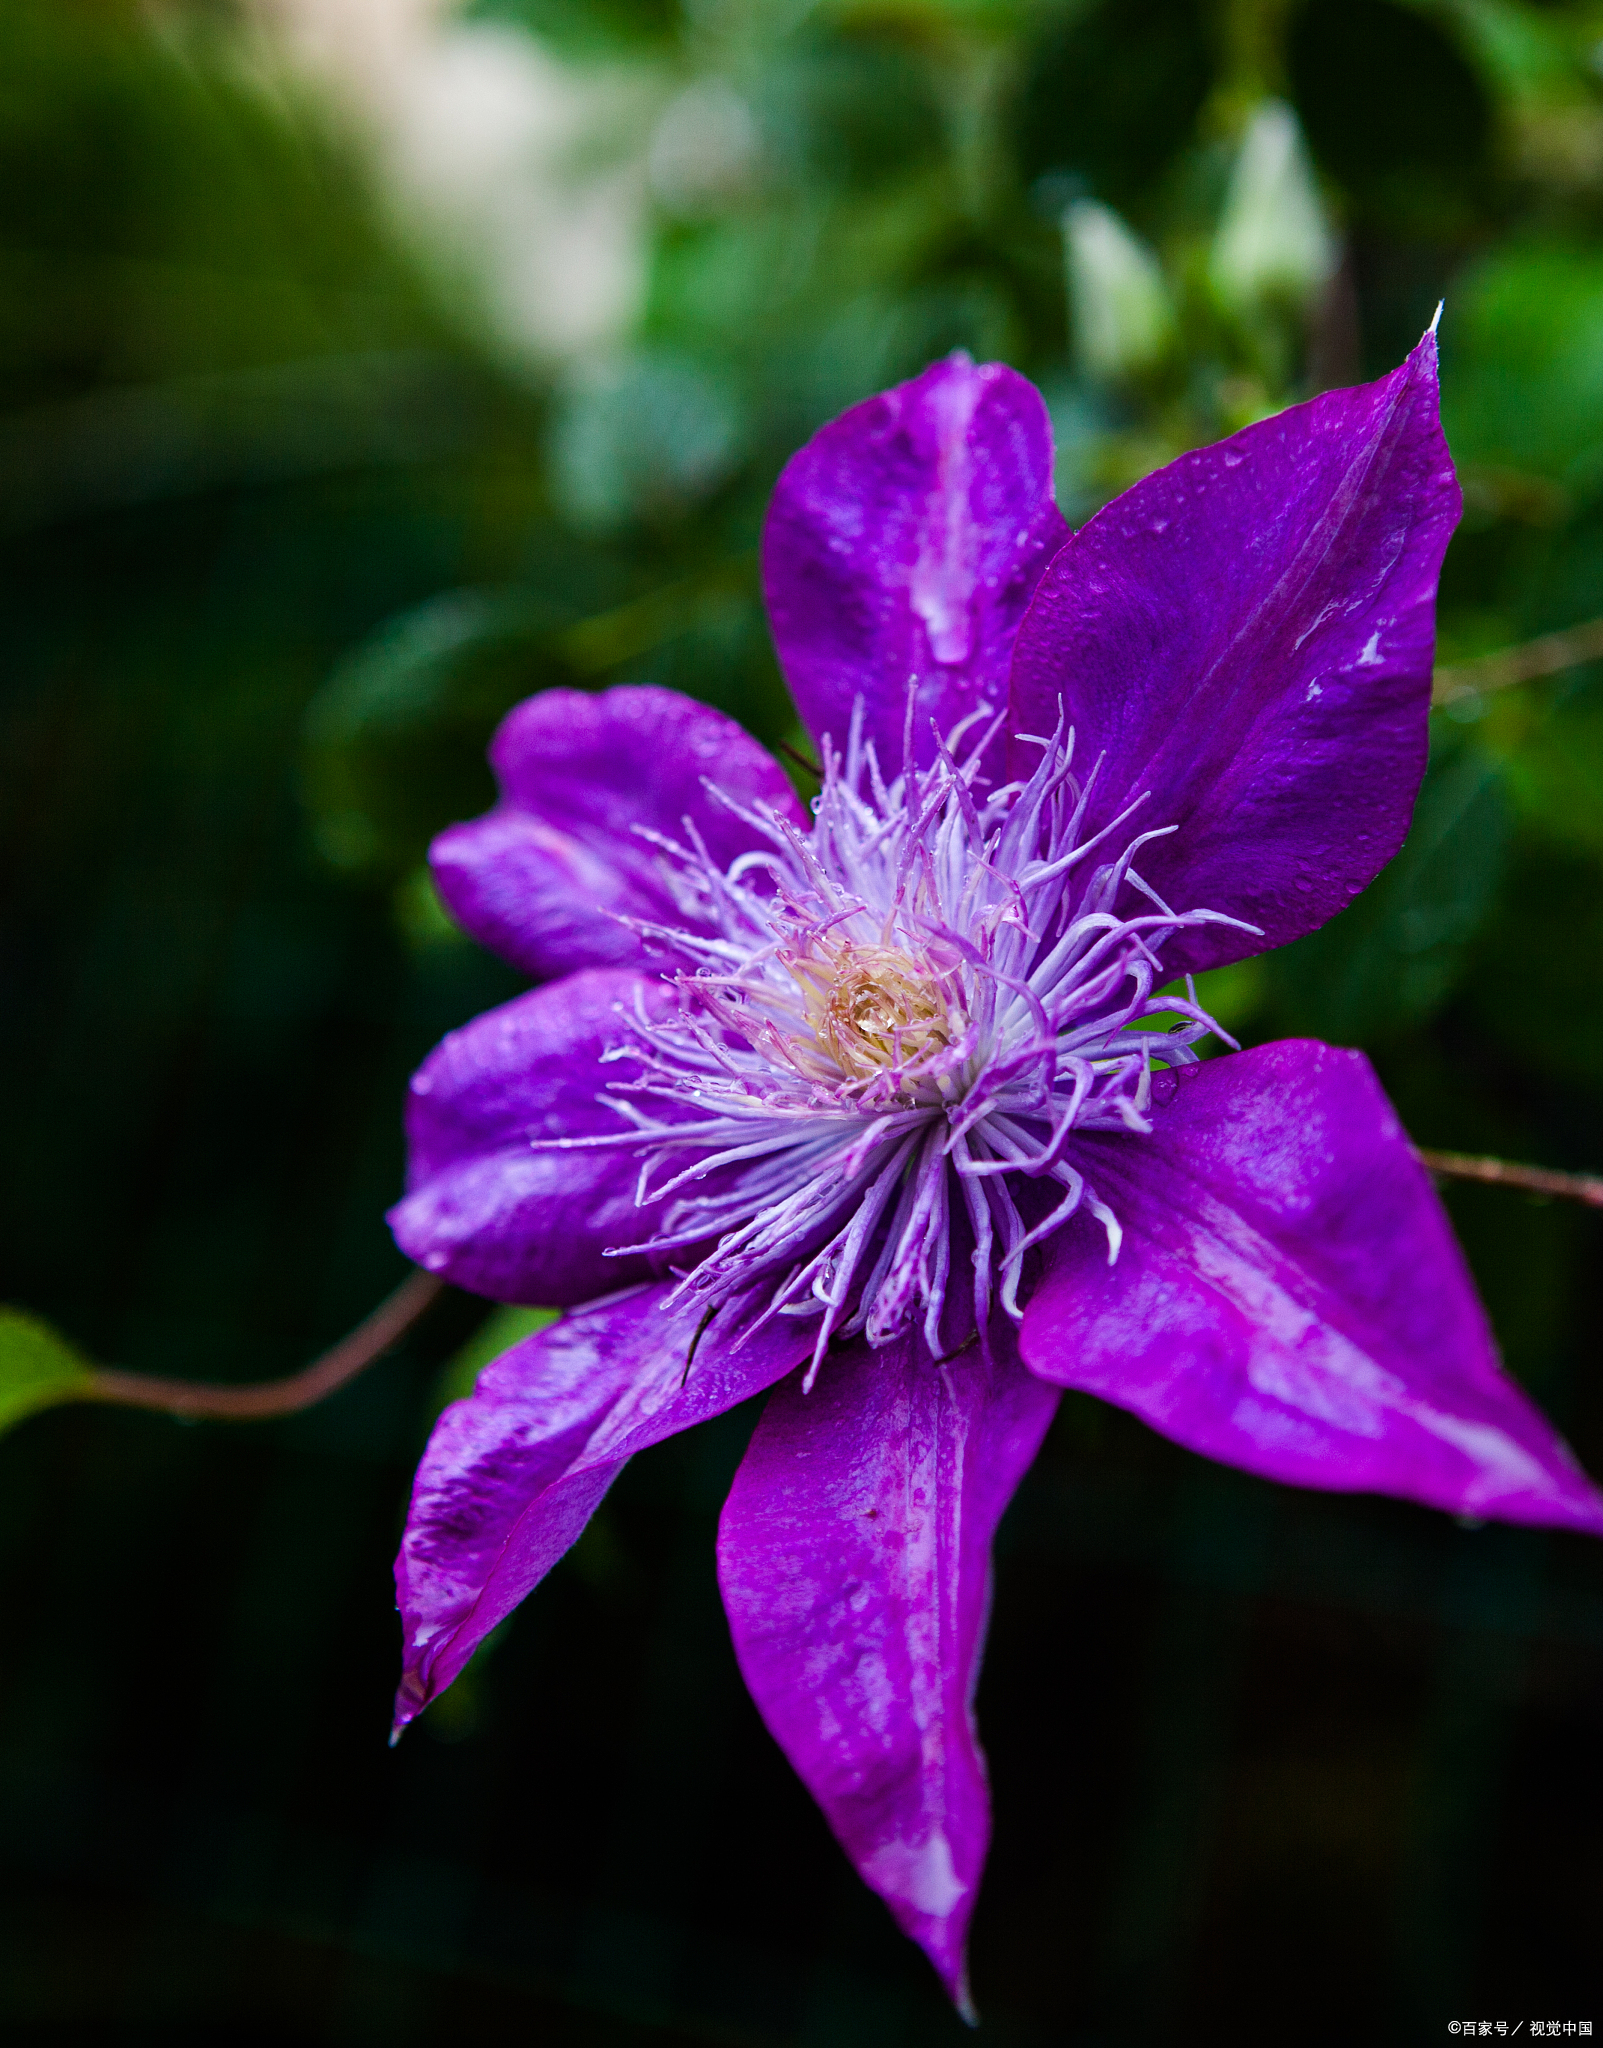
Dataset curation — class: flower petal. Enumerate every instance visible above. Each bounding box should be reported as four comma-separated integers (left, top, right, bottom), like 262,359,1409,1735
716,1322,1060,2013
1008,332,1461,972
388,967,674,1305
393,1282,813,1736
431,684,805,979
762,354,1069,775
1019,1041,1603,1534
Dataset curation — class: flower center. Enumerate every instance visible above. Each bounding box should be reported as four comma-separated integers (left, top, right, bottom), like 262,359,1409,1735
556,697,1246,1378
789,938,965,1090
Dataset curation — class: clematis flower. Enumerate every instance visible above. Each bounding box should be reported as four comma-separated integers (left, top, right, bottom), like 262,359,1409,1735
387,334,1603,2015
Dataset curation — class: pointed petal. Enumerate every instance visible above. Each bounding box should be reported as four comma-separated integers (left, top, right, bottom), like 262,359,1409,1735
716,1323,1060,2011
1009,332,1461,972
1019,1042,1603,1534
387,967,676,1305
431,684,804,979
394,1283,813,1735
762,354,1069,775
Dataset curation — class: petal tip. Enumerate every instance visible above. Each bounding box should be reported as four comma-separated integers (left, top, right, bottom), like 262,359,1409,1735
899,1904,977,2022
867,1837,981,2017
1404,315,1443,390
926,1924,979,2025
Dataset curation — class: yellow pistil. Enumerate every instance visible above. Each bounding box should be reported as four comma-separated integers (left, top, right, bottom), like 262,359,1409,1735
786,938,964,1088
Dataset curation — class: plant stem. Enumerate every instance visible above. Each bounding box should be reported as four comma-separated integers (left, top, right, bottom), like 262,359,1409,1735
1432,616,1603,707
1416,1149,1603,1210
68,1148,1603,1420
86,1269,445,1421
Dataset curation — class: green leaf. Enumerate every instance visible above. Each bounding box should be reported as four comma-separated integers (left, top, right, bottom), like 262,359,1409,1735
1260,741,1512,1046
1501,687,1603,862
0,1307,98,1437
1442,244,1603,487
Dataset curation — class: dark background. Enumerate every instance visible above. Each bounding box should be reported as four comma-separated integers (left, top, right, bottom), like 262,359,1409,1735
2,0,1600,2039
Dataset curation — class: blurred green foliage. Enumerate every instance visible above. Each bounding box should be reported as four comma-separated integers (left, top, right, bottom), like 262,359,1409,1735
3,0,1603,2037
431,1301,559,1413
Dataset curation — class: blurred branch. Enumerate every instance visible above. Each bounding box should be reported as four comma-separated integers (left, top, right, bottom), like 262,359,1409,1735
1432,616,1603,708
557,556,754,675
1417,1149,1603,1209
86,1270,445,1421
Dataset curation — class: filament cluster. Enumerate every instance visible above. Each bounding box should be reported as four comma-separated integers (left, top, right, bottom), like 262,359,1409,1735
542,699,1250,1380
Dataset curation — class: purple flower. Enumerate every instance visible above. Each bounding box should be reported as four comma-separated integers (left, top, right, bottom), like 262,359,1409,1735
387,340,1603,2013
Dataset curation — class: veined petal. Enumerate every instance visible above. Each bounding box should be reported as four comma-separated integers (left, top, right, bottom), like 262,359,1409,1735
393,1283,813,1736
1019,1041,1603,1534
762,354,1069,774
388,968,675,1305
716,1321,1060,2014
431,685,805,979
1008,331,1461,972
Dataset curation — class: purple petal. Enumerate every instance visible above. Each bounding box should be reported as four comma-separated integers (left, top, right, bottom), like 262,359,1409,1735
393,1282,813,1735
762,354,1069,775
1019,1041,1603,1534
716,1322,1060,2013
387,967,674,1305
1008,332,1461,973
431,684,805,979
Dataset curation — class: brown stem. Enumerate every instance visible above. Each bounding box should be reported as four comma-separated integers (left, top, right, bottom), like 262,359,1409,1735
776,737,821,780
1416,1149,1603,1210
1432,616,1603,707
86,1269,446,1421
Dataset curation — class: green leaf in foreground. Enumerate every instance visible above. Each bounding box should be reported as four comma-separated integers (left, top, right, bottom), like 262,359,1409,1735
0,1308,98,1437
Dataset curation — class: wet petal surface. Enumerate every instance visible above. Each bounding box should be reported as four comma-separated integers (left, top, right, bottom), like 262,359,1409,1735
763,355,1068,774
1009,334,1461,972
1020,1041,1603,1533
389,967,674,1305
431,685,804,979
717,1320,1059,2012
394,1284,813,1734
